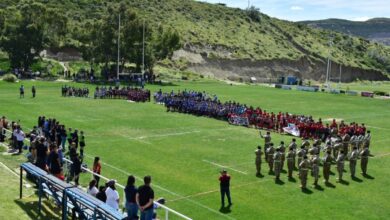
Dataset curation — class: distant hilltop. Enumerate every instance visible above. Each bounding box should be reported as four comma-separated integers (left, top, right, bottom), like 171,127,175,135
300,18,390,46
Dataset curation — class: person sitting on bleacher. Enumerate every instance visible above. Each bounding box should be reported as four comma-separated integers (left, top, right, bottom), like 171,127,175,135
87,179,99,197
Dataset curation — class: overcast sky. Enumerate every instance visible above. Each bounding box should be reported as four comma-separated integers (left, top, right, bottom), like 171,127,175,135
197,0,390,21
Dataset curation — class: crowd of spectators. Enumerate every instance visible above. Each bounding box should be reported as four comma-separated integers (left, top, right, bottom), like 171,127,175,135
154,89,368,141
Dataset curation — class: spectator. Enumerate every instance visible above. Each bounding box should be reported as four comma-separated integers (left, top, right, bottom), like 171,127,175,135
48,144,63,180
35,137,48,170
93,157,102,187
69,153,82,186
137,175,154,220
96,185,107,202
105,180,120,210
13,125,25,154
87,179,99,197
219,170,232,207
79,131,86,158
125,175,138,219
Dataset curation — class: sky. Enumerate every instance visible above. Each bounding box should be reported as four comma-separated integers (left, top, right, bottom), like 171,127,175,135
197,0,390,21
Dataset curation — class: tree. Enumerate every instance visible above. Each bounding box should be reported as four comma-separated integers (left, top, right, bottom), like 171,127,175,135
0,2,68,70
246,6,261,22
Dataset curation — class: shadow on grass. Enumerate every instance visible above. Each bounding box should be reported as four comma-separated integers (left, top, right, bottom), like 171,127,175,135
219,205,232,214
325,181,336,188
362,173,375,180
288,177,297,182
275,178,285,185
14,199,60,220
351,176,363,183
314,184,324,191
256,173,264,178
337,179,350,185
301,187,313,194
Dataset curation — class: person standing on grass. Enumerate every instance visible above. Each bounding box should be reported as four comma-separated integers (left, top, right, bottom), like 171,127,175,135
13,125,25,154
48,144,63,180
322,150,333,183
260,131,271,162
93,157,102,187
35,137,49,170
79,131,86,158
125,175,139,220
19,84,24,98
219,170,232,207
360,146,370,176
137,175,155,220
255,146,262,176
286,147,295,179
32,86,36,98
349,146,359,178
336,150,345,182
69,153,82,186
106,180,120,210
299,156,310,189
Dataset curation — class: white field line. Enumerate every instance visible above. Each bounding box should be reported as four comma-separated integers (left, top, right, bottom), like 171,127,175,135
84,154,235,220
169,179,270,203
127,130,201,140
0,161,19,178
367,126,390,131
202,159,248,175
373,152,390,158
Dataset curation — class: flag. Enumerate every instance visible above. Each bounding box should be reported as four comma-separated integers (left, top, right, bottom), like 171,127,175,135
283,123,300,137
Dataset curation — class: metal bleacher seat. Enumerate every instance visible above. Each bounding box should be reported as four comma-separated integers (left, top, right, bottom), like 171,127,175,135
20,162,124,220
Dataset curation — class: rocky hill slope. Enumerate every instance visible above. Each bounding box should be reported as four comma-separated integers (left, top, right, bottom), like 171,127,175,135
1,0,389,82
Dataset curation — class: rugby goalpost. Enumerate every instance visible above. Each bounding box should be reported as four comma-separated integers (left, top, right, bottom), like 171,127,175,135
1,127,192,220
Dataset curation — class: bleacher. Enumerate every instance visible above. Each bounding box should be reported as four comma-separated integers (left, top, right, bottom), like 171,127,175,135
20,162,125,220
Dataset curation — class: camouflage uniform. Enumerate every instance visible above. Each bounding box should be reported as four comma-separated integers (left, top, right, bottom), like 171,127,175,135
273,151,282,180
279,144,286,171
288,141,297,168
349,149,359,177
266,145,275,173
322,153,333,183
297,148,306,171
342,133,351,156
299,159,310,188
255,149,262,175
336,153,345,181
311,155,320,185
360,147,370,175
286,149,295,178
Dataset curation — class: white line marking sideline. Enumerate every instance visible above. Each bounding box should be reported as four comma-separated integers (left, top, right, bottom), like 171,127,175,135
0,161,19,178
202,159,248,175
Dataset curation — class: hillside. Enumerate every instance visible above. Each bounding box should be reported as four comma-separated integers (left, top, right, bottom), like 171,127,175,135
1,0,390,82
301,18,390,46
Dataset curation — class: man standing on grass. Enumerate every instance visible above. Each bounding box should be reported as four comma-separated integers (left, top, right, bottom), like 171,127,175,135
322,150,333,183
288,138,297,168
260,131,271,162
266,143,275,174
297,145,306,171
286,147,295,179
299,156,310,189
137,176,155,220
311,153,320,186
360,146,370,176
349,146,359,178
336,150,345,182
279,141,286,171
219,170,232,207
13,125,25,154
32,86,36,98
19,85,24,98
255,146,262,176
273,147,282,181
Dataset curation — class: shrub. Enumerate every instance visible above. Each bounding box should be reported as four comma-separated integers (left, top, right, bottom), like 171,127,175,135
2,73,17,82
373,91,386,96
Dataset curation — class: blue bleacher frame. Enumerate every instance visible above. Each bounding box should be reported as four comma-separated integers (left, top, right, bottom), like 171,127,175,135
20,162,125,220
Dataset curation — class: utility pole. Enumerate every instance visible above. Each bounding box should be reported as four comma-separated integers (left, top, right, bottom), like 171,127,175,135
325,35,333,89
117,14,121,80
142,19,145,75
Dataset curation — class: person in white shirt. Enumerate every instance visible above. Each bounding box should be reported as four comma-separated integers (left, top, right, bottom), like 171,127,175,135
87,179,99,197
105,180,120,210
13,125,25,154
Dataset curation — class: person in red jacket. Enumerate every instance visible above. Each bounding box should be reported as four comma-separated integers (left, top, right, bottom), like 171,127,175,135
219,170,232,207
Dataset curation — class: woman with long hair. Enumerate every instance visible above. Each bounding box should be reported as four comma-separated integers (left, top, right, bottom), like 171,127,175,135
93,156,101,187
125,175,138,219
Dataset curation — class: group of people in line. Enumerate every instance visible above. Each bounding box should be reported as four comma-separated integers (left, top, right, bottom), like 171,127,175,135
154,89,368,141
62,85,90,97
257,131,371,189
93,86,151,102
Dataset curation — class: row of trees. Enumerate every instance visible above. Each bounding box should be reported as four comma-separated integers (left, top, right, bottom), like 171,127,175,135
0,2,181,75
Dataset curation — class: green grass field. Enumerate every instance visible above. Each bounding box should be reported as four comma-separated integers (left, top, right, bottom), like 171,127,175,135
0,79,390,220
